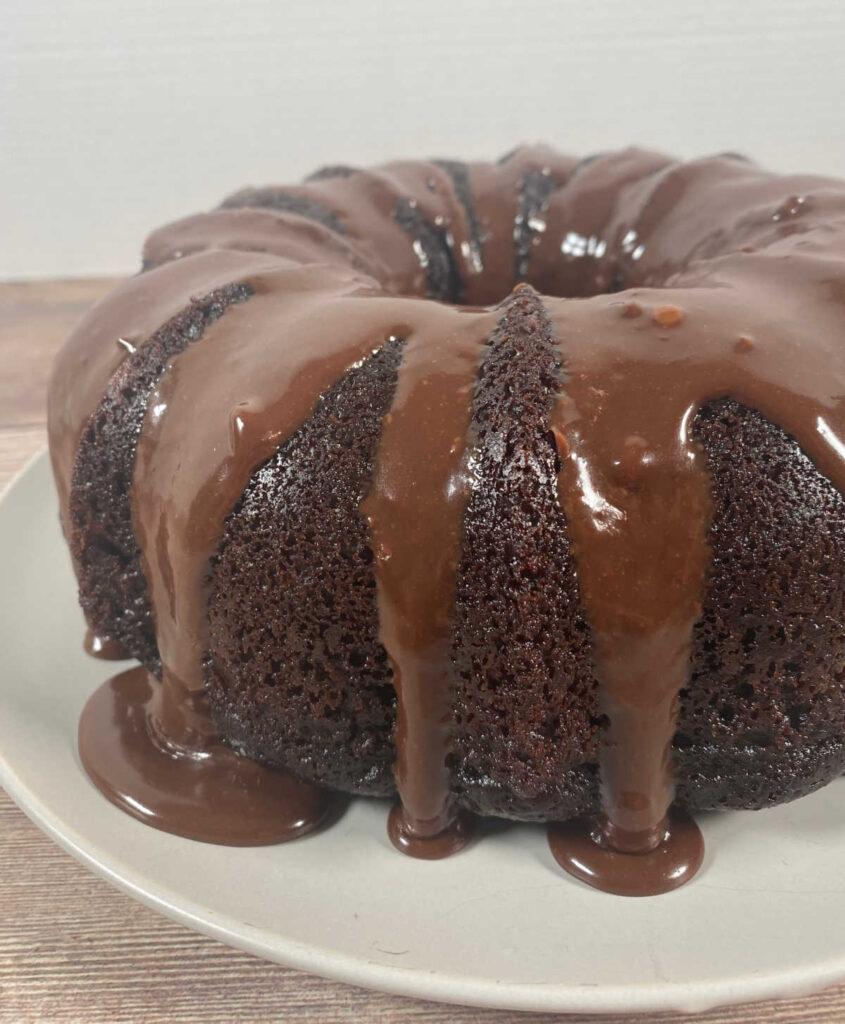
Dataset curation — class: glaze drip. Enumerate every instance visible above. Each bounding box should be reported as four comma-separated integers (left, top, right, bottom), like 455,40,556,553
362,306,497,854
79,667,334,845
548,809,703,897
545,259,845,890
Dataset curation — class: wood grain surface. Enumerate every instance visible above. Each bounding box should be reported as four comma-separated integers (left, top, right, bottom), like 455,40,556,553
0,278,842,1023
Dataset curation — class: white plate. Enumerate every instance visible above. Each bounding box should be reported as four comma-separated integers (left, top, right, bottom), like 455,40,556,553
1,452,845,1016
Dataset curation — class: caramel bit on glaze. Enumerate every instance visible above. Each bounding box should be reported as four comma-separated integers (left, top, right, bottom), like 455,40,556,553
652,304,685,328
735,335,755,354
620,300,643,319
550,425,570,460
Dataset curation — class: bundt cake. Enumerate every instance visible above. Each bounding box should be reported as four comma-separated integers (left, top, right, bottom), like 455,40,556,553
48,145,845,895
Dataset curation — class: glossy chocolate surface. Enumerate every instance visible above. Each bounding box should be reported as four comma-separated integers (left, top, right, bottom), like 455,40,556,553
84,629,130,660
78,667,335,845
548,811,704,896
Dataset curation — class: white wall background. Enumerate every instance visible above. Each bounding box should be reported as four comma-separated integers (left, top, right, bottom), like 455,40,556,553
3,0,845,279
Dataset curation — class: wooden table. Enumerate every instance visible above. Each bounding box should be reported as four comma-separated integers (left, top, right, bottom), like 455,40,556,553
1,278,842,1024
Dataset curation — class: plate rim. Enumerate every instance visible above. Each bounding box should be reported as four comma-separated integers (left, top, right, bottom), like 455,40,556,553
2,451,845,1015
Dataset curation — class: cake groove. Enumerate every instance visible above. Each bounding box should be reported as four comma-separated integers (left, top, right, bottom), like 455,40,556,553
361,302,497,855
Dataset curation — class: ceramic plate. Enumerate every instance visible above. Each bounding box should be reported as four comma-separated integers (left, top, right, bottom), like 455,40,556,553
2,452,845,1015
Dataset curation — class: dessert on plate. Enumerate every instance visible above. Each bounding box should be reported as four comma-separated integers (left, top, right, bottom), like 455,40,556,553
49,145,845,895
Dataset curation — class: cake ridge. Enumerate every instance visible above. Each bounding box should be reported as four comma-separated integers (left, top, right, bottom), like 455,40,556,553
450,283,599,821
541,256,845,887
527,148,673,297
432,159,485,276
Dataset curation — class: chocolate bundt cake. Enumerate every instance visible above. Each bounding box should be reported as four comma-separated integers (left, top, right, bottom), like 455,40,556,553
49,145,845,894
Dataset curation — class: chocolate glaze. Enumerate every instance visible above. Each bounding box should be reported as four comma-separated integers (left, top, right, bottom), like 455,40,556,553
83,630,130,660
471,147,578,294
361,302,496,854
142,208,380,278
50,146,845,886
548,810,703,896
79,667,334,844
48,249,293,538
544,260,845,889
387,802,473,860
529,148,674,296
126,257,501,845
